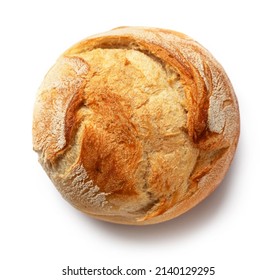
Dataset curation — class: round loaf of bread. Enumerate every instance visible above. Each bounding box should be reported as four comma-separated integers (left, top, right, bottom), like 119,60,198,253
33,27,240,225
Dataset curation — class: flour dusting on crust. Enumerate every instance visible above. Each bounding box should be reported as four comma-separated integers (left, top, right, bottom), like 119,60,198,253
62,164,110,209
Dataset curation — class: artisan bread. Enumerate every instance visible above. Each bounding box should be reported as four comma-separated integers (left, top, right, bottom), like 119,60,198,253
32,27,240,225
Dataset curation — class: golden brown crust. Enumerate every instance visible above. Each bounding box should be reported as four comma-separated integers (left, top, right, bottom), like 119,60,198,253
33,27,240,225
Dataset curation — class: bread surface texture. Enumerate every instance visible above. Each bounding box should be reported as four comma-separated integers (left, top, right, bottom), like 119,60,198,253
33,27,240,225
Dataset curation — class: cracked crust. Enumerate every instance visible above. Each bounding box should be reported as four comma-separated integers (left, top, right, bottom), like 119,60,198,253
33,27,240,225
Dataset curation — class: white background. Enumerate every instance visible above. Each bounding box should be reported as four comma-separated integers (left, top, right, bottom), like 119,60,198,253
1,0,276,279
